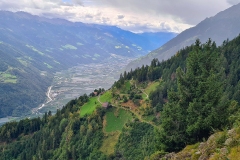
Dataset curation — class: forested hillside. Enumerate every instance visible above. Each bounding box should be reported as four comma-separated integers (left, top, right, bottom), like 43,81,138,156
1,35,240,159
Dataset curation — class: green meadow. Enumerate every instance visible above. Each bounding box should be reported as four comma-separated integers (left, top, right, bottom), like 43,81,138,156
105,108,133,133
80,97,101,117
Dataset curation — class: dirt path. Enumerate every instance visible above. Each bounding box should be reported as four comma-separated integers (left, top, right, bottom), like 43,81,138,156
140,89,149,99
112,102,157,128
131,79,149,99
116,79,155,127
117,105,157,128
98,95,103,104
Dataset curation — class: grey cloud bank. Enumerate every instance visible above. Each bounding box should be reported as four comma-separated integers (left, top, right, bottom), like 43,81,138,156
0,0,238,33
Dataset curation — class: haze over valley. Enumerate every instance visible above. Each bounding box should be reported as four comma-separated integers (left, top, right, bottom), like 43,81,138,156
0,11,176,120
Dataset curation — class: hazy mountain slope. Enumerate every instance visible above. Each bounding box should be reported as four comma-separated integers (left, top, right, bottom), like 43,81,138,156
94,25,177,53
0,11,176,65
126,3,240,70
0,10,176,73
0,43,51,117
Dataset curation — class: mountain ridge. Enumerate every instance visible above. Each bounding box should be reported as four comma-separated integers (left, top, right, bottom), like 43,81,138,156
126,3,240,70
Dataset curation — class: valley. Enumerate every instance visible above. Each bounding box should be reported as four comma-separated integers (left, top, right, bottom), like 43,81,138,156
0,11,176,119
0,55,134,125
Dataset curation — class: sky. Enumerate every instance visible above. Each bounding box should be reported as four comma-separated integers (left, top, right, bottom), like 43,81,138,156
0,0,240,33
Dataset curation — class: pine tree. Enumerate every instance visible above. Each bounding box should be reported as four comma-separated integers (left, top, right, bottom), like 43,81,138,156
160,39,229,151
185,39,227,141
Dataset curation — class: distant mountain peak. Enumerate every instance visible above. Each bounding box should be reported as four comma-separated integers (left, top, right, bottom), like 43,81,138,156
126,3,240,70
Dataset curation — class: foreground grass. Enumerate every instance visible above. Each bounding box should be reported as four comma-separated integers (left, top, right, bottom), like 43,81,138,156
80,97,100,117
228,146,240,160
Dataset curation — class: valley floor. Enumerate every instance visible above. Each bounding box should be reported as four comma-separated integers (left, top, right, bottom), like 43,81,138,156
0,56,134,125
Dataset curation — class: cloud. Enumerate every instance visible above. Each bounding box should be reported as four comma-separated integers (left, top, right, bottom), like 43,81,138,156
0,0,235,33
117,15,124,19
72,0,83,5
0,0,61,11
227,0,240,5
93,0,231,25
85,14,93,19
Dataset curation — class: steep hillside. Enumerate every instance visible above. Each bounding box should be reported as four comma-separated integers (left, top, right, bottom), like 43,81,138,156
0,11,175,117
155,124,240,160
0,44,51,117
1,35,240,159
127,3,240,70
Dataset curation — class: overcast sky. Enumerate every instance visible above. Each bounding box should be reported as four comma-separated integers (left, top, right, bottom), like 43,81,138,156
0,0,240,33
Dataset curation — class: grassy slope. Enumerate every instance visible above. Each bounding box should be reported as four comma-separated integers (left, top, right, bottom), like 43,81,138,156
105,108,133,132
100,131,121,155
78,82,158,156
80,96,101,117
100,107,133,156
121,80,131,93
144,81,160,95
99,91,112,103
80,90,113,117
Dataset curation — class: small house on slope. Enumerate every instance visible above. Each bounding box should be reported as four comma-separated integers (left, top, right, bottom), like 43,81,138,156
102,102,109,109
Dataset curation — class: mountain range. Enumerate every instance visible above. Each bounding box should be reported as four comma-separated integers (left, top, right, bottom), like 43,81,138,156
126,3,240,70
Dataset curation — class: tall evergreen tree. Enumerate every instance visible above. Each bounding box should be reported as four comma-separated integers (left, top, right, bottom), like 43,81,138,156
160,39,229,151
